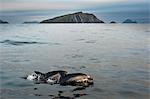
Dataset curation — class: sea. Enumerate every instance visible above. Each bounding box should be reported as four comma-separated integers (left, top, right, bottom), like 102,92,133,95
0,24,149,99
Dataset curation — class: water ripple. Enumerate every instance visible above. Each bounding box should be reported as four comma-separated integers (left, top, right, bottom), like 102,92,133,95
0,39,47,46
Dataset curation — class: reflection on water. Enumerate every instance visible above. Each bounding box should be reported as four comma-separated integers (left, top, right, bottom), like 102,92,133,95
32,87,89,99
0,24,149,99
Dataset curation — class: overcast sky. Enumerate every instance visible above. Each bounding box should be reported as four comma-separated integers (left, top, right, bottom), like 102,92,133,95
0,0,149,23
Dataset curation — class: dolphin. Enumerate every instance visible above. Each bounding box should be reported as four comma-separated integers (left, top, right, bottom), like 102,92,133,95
26,70,67,84
25,70,93,86
59,73,93,86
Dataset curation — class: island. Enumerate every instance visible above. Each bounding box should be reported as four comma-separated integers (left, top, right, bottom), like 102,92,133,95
123,19,137,23
0,20,8,24
40,12,104,23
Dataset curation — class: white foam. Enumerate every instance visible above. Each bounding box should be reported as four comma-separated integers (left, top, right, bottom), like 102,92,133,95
26,73,37,81
47,79,55,84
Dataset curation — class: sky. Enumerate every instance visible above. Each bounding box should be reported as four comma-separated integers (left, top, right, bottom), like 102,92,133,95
0,0,149,23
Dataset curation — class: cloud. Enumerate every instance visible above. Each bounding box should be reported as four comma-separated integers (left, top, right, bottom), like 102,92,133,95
1,0,125,2
1,0,127,11
72,0,125,2
0,0,148,23
1,2,72,11
1,0,147,12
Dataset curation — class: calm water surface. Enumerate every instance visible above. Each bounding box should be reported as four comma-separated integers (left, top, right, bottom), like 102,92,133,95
0,24,149,99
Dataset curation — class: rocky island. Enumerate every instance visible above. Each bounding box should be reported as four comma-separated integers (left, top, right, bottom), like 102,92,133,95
40,12,104,23
0,20,8,24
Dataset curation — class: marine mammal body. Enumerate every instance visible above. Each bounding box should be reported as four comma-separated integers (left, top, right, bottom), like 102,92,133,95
25,70,93,86
26,70,67,84
60,73,93,86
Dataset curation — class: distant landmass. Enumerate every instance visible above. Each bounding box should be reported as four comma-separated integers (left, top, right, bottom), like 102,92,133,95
123,19,137,23
40,12,104,23
0,20,8,24
23,21,39,24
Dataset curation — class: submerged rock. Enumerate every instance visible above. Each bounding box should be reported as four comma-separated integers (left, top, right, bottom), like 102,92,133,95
40,12,104,23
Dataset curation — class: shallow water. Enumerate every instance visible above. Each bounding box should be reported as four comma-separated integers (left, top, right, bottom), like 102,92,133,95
0,24,149,99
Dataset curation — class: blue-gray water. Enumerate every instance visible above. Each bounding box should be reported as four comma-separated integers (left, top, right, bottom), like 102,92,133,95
0,24,149,99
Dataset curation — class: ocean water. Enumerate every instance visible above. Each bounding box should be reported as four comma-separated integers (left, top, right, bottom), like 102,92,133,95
0,24,149,99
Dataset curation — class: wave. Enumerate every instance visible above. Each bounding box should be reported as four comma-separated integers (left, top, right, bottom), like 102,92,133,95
0,39,47,46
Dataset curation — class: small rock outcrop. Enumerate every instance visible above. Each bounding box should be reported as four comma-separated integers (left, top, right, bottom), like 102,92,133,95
110,21,116,23
123,19,137,23
40,12,104,23
0,20,8,24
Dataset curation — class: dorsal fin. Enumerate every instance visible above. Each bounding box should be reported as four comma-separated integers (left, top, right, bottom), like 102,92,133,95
34,71,44,75
46,70,67,77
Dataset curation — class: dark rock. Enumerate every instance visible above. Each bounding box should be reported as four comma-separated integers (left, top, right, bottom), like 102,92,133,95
123,19,137,23
40,12,104,23
110,21,116,23
0,20,8,24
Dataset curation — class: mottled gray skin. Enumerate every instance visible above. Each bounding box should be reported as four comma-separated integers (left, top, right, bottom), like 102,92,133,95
27,70,67,83
60,73,93,86
25,71,93,86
